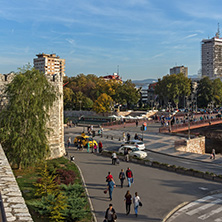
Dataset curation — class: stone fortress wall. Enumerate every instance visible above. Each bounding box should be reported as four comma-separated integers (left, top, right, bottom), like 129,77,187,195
0,72,65,159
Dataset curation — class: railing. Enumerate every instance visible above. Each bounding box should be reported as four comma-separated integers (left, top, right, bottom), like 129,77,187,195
159,117,222,133
0,192,7,222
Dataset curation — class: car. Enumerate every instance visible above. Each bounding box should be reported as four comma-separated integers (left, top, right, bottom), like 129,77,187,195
122,140,145,150
118,145,147,159
74,133,98,148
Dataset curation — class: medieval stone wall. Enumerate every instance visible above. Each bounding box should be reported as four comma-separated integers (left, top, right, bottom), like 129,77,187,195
0,73,65,159
174,136,205,154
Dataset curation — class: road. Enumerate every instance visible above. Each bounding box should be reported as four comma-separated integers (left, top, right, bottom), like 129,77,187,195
66,149,222,222
65,126,222,175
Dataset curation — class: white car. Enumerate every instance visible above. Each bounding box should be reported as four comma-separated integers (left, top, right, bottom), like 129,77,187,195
118,145,147,159
122,140,145,150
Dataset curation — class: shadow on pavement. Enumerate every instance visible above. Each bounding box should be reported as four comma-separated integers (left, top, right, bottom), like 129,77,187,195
94,210,161,221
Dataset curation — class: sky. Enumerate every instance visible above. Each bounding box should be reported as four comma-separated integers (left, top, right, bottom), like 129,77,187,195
0,0,222,80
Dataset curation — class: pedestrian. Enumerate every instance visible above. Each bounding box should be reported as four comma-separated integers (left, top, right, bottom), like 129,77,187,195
106,173,115,201
122,132,126,142
124,148,129,162
67,137,71,148
126,167,133,187
77,139,81,150
127,133,130,142
134,133,138,140
210,148,216,159
119,169,125,188
136,120,138,127
86,140,90,153
93,143,97,153
104,204,117,222
124,190,132,215
112,152,117,165
99,141,103,153
133,192,141,217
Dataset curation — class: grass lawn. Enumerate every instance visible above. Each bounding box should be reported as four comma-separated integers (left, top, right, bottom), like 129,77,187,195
13,157,92,222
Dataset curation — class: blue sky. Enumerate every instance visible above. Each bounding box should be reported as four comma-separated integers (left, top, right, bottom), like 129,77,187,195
0,0,221,80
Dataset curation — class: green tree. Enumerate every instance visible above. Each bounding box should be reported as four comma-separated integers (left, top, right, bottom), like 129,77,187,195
0,67,57,169
197,77,213,108
155,74,191,108
212,78,222,106
63,88,74,110
116,80,140,109
93,93,113,113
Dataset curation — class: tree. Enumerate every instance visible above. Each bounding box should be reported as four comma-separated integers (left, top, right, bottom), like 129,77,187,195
115,80,140,109
63,88,74,110
197,77,213,108
93,93,113,113
0,67,57,168
155,74,191,108
212,78,222,106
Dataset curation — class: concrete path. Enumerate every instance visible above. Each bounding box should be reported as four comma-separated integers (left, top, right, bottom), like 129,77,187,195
67,149,222,222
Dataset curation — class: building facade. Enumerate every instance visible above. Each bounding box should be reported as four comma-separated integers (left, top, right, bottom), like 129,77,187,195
201,32,222,78
101,73,122,82
34,53,65,76
170,65,188,77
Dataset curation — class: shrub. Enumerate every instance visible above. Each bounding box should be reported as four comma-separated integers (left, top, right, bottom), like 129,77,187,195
55,169,76,185
61,184,89,222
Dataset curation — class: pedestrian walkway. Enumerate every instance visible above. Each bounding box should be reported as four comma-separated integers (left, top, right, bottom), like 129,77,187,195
65,125,222,165
167,193,222,222
66,149,222,222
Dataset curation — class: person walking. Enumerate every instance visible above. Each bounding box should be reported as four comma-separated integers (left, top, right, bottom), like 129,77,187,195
122,132,126,142
119,169,125,188
133,192,141,217
210,148,216,159
93,143,97,153
86,141,90,153
99,141,103,153
106,173,115,201
104,204,117,222
127,133,130,142
134,133,139,140
112,152,117,165
124,148,129,162
126,167,133,187
124,190,132,215
67,137,71,148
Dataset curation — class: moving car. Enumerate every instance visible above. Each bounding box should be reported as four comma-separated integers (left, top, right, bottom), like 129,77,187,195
74,133,98,147
118,145,147,159
122,140,145,150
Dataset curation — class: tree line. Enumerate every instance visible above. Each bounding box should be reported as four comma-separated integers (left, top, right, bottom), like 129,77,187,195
155,73,222,109
63,74,140,113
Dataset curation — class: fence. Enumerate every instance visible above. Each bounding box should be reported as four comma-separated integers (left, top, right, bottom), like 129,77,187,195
159,118,222,133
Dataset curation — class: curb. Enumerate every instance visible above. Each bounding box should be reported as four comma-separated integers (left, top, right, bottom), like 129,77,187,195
74,160,97,222
100,151,222,183
162,202,188,222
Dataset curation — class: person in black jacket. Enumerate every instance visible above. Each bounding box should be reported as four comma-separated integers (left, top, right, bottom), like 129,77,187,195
105,204,117,222
119,169,125,188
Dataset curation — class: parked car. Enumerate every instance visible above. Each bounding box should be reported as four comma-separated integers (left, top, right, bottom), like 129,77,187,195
118,145,147,159
122,140,145,150
74,134,98,148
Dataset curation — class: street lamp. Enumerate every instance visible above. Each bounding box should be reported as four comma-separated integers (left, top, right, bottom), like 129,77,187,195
79,100,82,111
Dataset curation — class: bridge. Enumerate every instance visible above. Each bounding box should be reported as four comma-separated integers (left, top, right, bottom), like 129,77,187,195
159,118,222,133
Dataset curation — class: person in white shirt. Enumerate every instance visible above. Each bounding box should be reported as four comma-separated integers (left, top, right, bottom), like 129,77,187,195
112,152,117,165
133,192,141,217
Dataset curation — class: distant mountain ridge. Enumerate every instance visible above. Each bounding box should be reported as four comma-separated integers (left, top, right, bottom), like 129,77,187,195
132,78,157,87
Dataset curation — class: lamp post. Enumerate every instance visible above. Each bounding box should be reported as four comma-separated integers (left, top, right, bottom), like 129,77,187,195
79,100,82,111
187,101,191,140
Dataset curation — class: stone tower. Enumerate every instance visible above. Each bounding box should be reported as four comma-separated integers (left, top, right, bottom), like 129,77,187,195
0,72,65,159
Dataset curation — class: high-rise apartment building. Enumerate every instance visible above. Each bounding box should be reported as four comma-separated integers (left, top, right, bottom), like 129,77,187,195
170,65,188,77
201,30,222,78
34,53,65,76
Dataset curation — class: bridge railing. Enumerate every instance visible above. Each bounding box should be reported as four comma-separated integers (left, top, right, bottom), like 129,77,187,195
159,117,222,133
